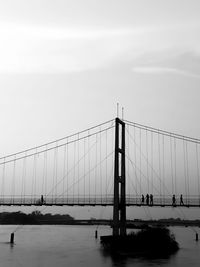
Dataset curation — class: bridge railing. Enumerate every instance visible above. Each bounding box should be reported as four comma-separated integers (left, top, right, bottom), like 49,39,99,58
126,194,200,207
0,194,199,206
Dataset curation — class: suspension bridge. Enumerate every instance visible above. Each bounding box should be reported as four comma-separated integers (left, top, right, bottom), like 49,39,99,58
0,117,199,209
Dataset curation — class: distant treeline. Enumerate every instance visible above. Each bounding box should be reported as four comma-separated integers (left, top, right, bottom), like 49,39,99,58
0,212,199,226
128,218,200,227
0,211,74,224
133,218,200,224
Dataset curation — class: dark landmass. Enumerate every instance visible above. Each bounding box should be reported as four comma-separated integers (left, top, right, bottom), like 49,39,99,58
127,218,200,228
0,212,199,227
101,227,179,257
0,211,74,224
89,218,200,228
73,218,200,228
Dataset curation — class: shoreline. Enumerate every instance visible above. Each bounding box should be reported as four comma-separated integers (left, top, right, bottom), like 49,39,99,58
0,219,199,227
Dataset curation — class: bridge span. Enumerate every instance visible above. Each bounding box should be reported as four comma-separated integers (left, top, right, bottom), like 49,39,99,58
1,195,200,207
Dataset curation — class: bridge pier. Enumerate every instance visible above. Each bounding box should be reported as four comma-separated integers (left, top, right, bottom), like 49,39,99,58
196,233,198,241
95,230,98,239
10,233,14,244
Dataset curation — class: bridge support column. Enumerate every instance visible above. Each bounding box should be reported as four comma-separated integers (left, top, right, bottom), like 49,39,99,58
10,232,14,244
113,117,126,236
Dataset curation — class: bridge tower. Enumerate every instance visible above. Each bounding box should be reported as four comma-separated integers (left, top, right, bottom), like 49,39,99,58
113,117,126,236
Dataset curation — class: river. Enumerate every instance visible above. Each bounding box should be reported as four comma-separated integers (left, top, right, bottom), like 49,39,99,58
0,225,199,267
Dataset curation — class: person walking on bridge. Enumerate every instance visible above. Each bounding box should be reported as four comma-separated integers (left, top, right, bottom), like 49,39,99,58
141,194,144,204
150,194,153,206
41,195,44,205
180,194,184,205
146,194,149,205
172,195,176,206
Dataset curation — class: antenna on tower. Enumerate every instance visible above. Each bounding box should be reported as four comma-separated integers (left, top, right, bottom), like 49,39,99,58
117,103,119,118
122,107,124,120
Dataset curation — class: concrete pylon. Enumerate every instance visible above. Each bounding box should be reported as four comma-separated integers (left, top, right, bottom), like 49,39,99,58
113,117,126,236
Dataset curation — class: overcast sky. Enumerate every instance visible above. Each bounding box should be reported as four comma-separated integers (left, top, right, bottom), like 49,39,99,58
0,0,199,155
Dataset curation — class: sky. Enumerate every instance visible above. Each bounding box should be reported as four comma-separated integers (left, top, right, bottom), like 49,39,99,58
0,0,200,219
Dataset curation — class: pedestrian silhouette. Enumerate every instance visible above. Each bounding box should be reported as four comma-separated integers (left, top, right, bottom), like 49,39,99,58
41,195,44,205
146,194,149,205
141,194,144,204
172,195,176,206
150,194,153,206
180,194,184,205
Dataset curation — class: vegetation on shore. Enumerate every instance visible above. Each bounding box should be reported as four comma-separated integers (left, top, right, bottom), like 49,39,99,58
0,211,197,230
101,227,179,257
0,211,74,224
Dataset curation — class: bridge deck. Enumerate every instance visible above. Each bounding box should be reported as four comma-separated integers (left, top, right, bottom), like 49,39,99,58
0,197,199,207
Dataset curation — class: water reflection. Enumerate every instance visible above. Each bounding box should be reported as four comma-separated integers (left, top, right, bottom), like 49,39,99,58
9,242,14,250
100,248,128,267
100,242,177,267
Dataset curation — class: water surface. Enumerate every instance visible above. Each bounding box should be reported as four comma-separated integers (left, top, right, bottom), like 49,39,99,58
0,225,199,267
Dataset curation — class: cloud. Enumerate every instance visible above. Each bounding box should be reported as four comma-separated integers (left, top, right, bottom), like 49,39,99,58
0,20,200,73
131,66,200,78
131,51,200,79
